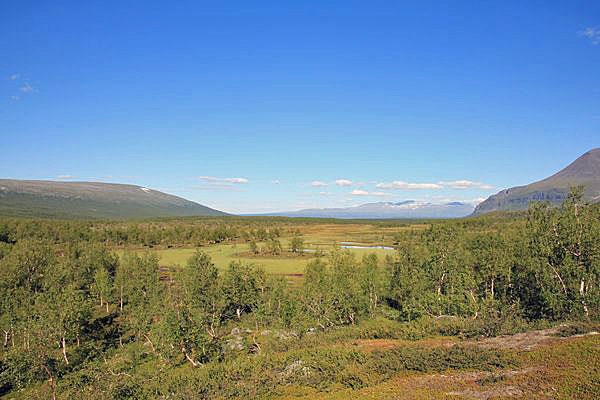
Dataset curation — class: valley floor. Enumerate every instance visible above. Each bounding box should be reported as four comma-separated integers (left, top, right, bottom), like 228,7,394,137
1,212,598,399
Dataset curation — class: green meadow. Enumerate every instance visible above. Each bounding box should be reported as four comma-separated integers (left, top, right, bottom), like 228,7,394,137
119,237,397,290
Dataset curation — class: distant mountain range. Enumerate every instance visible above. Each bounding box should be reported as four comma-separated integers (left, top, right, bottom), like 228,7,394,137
261,148,600,219
473,148,600,215
2,148,597,220
259,200,475,219
0,180,227,219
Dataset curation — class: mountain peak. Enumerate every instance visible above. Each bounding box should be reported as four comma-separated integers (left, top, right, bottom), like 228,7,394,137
473,148,600,215
394,200,416,206
446,201,466,206
543,147,600,182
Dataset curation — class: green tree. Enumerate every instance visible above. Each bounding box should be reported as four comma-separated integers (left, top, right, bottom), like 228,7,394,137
290,236,304,254
249,240,259,254
303,250,374,327
266,239,282,255
117,253,162,349
222,261,266,321
303,258,333,328
358,254,383,314
524,187,600,319
94,267,113,313
179,251,225,338
389,246,430,321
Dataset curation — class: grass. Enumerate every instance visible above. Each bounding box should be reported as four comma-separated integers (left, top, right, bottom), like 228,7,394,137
119,244,310,275
115,225,405,277
111,222,414,290
516,334,600,399
298,223,427,247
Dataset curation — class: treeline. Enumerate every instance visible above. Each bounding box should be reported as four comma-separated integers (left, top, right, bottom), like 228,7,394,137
389,191,599,323
302,192,599,328
0,190,598,398
0,217,291,247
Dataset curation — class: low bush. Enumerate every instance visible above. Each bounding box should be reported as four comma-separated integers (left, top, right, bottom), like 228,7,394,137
554,321,600,337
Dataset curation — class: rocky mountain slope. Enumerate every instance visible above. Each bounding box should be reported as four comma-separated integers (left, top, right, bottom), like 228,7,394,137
473,148,600,215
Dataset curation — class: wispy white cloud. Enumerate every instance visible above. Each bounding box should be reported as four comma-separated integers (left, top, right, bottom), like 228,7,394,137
438,180,494,190
376,181,443,190
428,195,488,205
319,191,333,196
371,191,392,196
199,176,249,184
376,179,493,190
335,179,353,187
194,176,249,192
8,74,37,99
311,180,329,187
468,197,487,205
350,190,392,196
270,179,281,185
580,27,600,45
19,82,35,93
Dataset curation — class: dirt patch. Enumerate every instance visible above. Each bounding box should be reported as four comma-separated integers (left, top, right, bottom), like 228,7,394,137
446,386,524,399
275,273,304,278
233,251,311,259
413,368,537,387
472,326,599,351
412,368,538,399
348,327,599,354
353,339,400,350
472,327,563,351
351,337,456,351
159,266,173,281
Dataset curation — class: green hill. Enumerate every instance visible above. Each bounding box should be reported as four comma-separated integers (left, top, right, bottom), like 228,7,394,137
0,180,227,219
473,148,600,215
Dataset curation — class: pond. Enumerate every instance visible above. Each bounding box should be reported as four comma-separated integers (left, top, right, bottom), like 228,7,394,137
338,242,395,251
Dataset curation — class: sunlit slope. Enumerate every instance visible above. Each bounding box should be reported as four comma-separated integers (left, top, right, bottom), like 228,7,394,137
0,179,227,219
474,148,600,215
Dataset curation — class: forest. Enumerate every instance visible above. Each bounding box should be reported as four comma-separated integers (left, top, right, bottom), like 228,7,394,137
0,189,598,399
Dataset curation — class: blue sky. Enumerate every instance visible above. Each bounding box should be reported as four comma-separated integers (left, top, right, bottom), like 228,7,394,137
1,1,599,213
